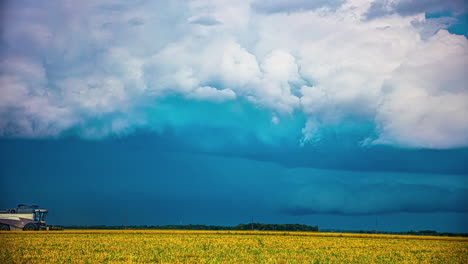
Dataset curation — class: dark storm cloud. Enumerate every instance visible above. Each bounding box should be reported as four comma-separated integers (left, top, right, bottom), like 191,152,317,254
283,183,468,216
1,136,467,220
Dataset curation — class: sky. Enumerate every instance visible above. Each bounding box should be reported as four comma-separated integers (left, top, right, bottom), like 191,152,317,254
0,0,467,232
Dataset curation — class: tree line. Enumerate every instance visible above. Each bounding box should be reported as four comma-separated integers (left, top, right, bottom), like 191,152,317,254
64,223,319,232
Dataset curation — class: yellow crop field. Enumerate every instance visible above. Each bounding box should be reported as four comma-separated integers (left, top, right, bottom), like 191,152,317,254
1,230,467,263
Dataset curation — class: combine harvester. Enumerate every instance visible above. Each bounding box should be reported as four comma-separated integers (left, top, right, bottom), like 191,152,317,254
0,204,63,231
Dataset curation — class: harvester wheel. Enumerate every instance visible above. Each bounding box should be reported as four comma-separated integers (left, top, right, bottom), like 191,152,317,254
0,224,10,231
23,223,37,231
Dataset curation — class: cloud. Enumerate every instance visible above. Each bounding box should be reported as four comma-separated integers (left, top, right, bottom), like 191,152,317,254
251,0,345,14
0,56,76,137
0,0,467,149
188,15,222,26
2,137,466,222
188,86,236,102
280,167,468,215
365,0,468,19
411,16,458,40
374,30,468,148
285,183,467,215
254,5,468,148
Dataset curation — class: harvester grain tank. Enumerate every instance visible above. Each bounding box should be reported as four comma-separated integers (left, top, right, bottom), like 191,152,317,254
0,204,60,231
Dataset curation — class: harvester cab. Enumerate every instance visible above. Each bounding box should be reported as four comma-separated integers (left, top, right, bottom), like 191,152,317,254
33,209,48,224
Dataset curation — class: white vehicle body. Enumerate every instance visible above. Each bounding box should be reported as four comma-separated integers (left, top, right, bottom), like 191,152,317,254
0,205,48,230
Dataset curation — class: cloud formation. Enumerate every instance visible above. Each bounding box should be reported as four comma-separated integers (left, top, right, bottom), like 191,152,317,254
365,0,468,19
279,167,468,215
2,137,466,221
1,0,467,148
285,183,467,215
251,0,345,14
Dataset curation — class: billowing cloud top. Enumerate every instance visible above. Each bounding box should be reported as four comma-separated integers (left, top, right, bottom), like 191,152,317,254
1,0,468,149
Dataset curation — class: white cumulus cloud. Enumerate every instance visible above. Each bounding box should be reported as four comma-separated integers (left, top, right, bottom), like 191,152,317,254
0,0,467,148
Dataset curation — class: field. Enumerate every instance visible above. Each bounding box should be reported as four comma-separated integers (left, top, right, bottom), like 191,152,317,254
1,230,467,263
